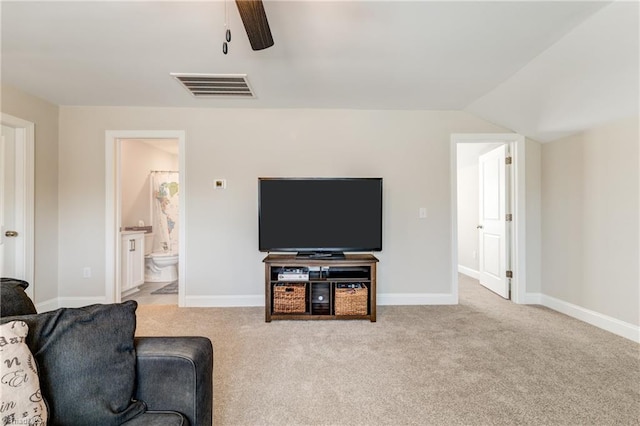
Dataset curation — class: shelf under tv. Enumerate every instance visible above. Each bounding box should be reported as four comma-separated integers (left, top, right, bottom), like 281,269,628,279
263,253,378,322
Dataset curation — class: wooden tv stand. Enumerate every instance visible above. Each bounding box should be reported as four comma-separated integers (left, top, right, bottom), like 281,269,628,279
263,253,378,322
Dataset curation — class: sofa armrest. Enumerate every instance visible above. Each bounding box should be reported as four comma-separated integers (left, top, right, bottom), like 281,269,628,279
134,337,213,426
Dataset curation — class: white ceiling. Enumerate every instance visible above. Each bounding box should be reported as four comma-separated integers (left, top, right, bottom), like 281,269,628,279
1,1,638,142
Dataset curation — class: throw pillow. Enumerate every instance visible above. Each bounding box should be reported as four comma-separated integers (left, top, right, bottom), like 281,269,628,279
0,301,146,426
1,278,37,317
0,320,48,426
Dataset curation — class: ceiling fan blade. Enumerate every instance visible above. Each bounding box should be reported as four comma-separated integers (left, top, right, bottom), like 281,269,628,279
235,0,274,51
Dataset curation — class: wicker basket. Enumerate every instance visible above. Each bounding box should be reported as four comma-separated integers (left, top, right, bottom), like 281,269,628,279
273,283,307,313
335,283,368,316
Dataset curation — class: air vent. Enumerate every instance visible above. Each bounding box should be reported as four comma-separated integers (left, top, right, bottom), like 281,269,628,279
170,73,255,98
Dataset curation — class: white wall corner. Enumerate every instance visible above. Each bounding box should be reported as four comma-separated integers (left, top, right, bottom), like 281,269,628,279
540,294,640,343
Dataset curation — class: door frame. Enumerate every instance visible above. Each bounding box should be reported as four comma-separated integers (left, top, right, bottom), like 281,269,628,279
451,133,527,303
105,130,186,306
0,113,35,299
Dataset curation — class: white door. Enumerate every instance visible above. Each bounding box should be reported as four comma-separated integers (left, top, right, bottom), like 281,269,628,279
1,127,20,278
0,116,35,299
478,144,510,298
1,132,10,278
1,128,19,280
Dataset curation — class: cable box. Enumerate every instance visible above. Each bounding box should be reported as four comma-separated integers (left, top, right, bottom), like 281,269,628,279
278,267,309,281
278,274,309,281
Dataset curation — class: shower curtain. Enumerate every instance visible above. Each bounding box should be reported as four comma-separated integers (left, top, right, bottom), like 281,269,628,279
150,171,179,253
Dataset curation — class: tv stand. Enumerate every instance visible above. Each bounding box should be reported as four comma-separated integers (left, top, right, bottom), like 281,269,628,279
296,251,345,259
263,253,378,322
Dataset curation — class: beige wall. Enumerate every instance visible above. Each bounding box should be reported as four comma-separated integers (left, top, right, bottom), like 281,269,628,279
541,116,639,325
525,138,542,294
4,83,633,333
58,107,508,301
1,85,59,304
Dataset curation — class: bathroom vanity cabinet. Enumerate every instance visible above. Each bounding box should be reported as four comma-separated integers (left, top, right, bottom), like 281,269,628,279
121,231,145,294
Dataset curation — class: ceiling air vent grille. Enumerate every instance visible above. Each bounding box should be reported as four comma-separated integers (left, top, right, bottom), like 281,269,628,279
171,73,255,98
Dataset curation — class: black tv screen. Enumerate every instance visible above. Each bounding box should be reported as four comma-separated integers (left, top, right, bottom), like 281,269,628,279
258,178,382,256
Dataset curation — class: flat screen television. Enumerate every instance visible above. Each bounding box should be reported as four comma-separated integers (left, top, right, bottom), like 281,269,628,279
258,178,382,258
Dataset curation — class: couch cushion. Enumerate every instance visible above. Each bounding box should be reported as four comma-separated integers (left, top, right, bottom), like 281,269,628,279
0,320,48,426
1,278,37,316
0,301,146,425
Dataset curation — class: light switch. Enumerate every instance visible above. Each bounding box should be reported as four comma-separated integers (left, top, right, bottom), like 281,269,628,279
419,207,427,219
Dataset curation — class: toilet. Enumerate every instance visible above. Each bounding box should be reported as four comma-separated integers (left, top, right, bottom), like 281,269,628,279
145,252,179,282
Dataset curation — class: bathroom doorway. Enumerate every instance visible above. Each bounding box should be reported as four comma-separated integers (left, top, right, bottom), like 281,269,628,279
120,139,179,305
105,130,186,306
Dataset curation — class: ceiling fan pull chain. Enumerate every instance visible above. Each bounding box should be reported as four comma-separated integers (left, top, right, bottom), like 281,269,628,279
223,0,231,54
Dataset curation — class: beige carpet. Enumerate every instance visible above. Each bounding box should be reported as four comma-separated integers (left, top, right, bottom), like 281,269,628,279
135,275,640,425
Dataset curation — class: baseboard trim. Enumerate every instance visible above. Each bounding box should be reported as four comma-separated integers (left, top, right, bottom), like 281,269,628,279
183,293,457,307
184,295,264,307
36,296,107,312
523,292,542,304
35,298,59,313
539,294,639,343
59,296,107,308
458,265,479,280
378,293,457,305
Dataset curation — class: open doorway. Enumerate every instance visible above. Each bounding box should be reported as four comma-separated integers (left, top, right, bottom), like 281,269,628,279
105,130,186,306
457,142,510,299
450,133,527,304
120,139,179,305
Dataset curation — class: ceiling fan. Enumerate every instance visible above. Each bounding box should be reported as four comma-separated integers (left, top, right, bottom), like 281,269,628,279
235,0,274,51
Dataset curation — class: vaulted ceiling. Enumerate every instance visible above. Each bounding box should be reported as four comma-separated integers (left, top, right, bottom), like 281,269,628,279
1,1,638,142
